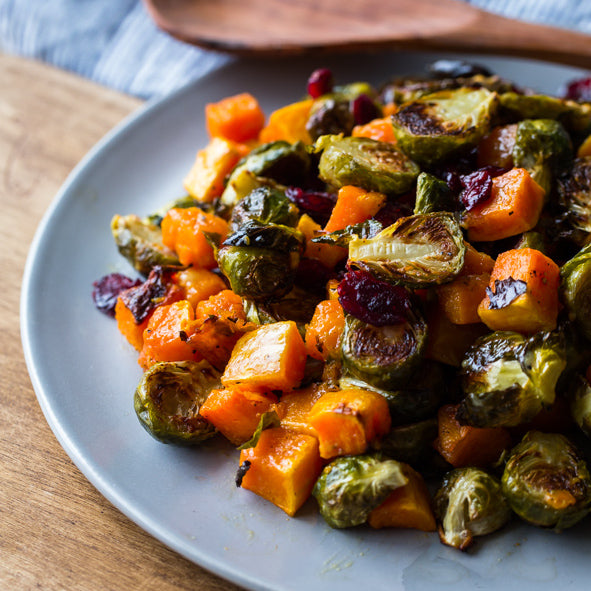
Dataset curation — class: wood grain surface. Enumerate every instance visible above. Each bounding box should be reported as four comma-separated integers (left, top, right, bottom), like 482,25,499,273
0,53,242,591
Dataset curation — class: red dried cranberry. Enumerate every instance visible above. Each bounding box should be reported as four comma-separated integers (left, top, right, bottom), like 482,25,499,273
307,68,334,99
337,269,411,326
295,258,332,294
459,169,493,210
372,201,412,227
350,94,380,126
564,77,591,102
92,273,142,317
285,186,336,225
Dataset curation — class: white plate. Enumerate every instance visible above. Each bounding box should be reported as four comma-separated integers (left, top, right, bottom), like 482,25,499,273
21,52,591,591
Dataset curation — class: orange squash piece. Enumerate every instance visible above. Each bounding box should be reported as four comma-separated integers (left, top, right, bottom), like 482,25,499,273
477,124,517,169
352,117,397,143
434,404,512,468
221,320,307,392
297,214,347,271
161,207,229,269
463,168,545,242
275,385,324,437
138,300,202,369
259,99,313,144
307,388,391,459
436,273,491,325
577,134,591,158
477,247,560,333
175,267,227,309
324,185,386,233
304,299,345,361
205,92,265,142
200,387,278,445
183,137,251,203
461,242,495,275
368,464,436,531
239,427,323,516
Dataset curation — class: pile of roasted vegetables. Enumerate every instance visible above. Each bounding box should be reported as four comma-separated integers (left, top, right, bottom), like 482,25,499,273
93,60,591,551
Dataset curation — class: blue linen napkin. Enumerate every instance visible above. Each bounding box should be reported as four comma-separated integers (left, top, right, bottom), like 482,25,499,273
0,0,589,99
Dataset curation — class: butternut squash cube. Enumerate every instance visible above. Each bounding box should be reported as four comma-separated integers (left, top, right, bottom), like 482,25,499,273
307,388,391,459
239,427,322,516
221,321,307,391
436,273,491,325
275,385,323,437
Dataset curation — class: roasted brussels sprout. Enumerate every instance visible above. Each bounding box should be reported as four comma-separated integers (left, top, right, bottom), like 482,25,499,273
513,230,547,253
312,454,407,528
378,418,439,468
230,186,299,230
570,374,591,438
561,242,591,341
413,172,456,214
557,156,591,245
217,222,304,301
316,135,420,195
111,214,180,276
340,305,428,391
512,119,573,194
502,431,591,529
134,360,221,445
499,92,591,133
348,212,466,288
458,330,567,428
221,141,311,206
392,87,498,165
435,467,512,550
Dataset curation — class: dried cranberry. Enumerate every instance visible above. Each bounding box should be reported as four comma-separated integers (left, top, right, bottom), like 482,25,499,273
350,94,380,126
459,169,493,210
295,258,332,294
444,170,463,195
372,200,412,227
564,77,591,102
92,273,142,317
285,186,336,225
337,269,411,326
307,68,334,99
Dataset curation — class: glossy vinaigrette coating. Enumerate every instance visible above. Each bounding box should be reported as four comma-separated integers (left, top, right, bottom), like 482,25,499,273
94,62,591,550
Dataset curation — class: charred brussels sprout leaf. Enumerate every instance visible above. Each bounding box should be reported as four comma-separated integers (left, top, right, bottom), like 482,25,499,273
570,374,591,439
557,156,591,244
512,119,573,194
111,214,180,276
316,135,420,195
312,454,407,528
217,222,304,301
134,360,221,445
340,306,428,391
348,212,465,288
230,186,299,230
458,330,567,428
502,431,591,529
435,467,511,550
392,87,498,165
561,242,591,341
414,172,456,214
312,218,383,248
221,141,310,206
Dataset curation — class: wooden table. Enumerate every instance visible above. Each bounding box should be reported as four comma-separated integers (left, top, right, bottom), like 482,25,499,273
0,53,242,591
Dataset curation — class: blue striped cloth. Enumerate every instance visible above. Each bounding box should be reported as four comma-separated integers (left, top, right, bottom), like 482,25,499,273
0,1,589,99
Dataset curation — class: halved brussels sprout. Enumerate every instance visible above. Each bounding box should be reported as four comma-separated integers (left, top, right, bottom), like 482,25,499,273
557,156,591,244
316,135,420,195
561,242,591,341
230,186,299,230
392,87,498,165
499,92,591,133
348,212,466,288
502,431,591,530
221,141,311,206
134,360,221,445
458,330,567,428
312,454,407,528
512,119,573,194
435,467,512,550
217,222,304,301
570,374,591,439
413,172,456,214
111,214,180,276
340,305,428,391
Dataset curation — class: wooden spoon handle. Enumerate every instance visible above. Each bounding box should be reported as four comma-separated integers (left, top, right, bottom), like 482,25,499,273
145,0,591,68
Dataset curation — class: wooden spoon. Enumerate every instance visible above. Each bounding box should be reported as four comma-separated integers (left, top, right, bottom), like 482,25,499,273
144,0,591,68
